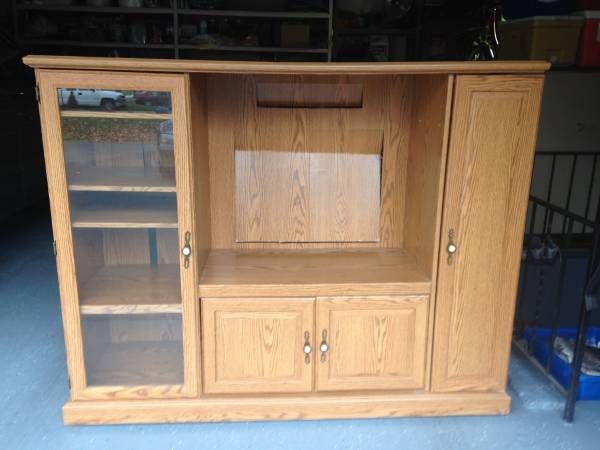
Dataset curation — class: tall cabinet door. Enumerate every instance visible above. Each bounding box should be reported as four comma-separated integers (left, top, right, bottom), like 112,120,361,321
431,75,543,392
37,70,199,400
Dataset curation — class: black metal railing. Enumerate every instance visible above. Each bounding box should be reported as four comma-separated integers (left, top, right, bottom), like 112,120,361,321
515,150,600,422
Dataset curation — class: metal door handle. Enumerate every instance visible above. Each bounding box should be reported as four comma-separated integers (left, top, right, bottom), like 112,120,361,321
303,331,312,364
447,228,457,265
181,231,191,269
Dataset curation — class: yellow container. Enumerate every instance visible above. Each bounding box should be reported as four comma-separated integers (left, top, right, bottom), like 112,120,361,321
500,16,584,65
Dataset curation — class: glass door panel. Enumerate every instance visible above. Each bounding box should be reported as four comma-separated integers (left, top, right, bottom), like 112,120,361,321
59,86,184,388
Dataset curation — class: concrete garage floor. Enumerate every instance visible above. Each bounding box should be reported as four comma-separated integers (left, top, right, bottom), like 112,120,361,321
2,210,600,450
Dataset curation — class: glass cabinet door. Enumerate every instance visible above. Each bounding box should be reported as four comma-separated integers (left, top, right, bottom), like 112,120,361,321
39,72,196,399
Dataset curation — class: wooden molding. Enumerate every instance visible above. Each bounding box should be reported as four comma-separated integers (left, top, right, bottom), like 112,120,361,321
24,55,550,75
63,391,511,425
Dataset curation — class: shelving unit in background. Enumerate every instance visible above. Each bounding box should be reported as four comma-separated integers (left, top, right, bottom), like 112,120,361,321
12,0,334,61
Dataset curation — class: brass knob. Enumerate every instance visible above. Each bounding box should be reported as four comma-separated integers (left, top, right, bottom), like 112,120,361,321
303,331,312,364
320,329,329,362
447,229,457,265
182,231,191,269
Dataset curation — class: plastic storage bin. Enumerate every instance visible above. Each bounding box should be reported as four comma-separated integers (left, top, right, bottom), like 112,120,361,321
577,11,600,66
524,327,600,400
504,0,571,19
500,16,584,65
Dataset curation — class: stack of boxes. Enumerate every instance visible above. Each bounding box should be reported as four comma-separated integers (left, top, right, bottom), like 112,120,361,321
500,0,600,67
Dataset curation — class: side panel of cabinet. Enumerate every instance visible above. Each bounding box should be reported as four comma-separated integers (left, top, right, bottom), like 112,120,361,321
431,75,543,392
202,298,314,394
316,296,428,391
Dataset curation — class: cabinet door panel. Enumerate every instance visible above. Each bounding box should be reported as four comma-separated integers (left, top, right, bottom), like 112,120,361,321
37,70,197,400
202,298,314,394
432,75,543,392
316,296,428,391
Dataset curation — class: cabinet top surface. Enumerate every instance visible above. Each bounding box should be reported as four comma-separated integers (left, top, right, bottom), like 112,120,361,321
24,55,550,75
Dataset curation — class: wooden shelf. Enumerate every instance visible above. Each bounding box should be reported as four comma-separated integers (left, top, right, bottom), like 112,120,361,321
178,45,328,54
177,9,329,19
80,264,181,315
60,110,171,120
16,4,173,14
85,341,183,386
199,249,431,297
20,39,174,50
15,4,328,19
72,204,177,229
68,167,176,193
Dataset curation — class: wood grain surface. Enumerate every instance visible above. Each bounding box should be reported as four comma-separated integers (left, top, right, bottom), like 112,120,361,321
199,249,431,297
431,75,544,392
202,298,314,394
316,296,428,391
24,54,550,75
62,391,511,424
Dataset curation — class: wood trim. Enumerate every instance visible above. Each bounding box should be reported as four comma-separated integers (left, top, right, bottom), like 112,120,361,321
37,69,88,395
409,75,455,390
199,282,430,298
76,384,187,401
24,55,550,75
172,74,201,398
62,391,511,424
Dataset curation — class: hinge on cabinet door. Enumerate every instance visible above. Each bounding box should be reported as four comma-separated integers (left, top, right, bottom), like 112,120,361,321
35,84,40,104
52,241,57,256
67,376,71,390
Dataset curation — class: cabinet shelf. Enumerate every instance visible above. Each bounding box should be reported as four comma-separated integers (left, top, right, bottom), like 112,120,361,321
80,264,181,315
178,45,328,54
20,39,174,50
177,9,329,19
85,341,183,386
71,199,178,229
60,110,172,120
16,4,173,14
198,249,431,297
68,167,176,193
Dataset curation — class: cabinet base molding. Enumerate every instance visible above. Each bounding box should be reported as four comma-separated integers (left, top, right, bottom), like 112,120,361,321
63,392,511,425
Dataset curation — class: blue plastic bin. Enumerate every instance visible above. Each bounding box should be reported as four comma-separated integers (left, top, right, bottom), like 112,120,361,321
503,0,571,19
524,327,600,400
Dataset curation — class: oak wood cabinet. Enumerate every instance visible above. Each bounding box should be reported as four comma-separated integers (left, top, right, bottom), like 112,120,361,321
24,55,548,425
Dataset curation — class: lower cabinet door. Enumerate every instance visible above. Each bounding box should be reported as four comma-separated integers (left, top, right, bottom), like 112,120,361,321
202,297,314,394
315,296,428,391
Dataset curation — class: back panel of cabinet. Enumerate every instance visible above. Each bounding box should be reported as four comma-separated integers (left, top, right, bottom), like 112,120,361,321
204,74,415,249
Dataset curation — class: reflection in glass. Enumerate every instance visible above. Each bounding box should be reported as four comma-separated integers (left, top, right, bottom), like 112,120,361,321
62,117,175,190
57,88,172,113
58,87,184,388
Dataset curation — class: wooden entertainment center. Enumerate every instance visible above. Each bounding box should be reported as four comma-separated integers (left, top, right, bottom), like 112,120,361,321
24,55,549,425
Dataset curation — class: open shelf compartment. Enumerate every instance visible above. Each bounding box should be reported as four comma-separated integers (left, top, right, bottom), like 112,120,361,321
82,313,183,386
190,72,452,298
199,248,431,297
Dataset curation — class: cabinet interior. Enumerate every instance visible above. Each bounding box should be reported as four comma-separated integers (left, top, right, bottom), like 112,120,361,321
190,73,452,297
